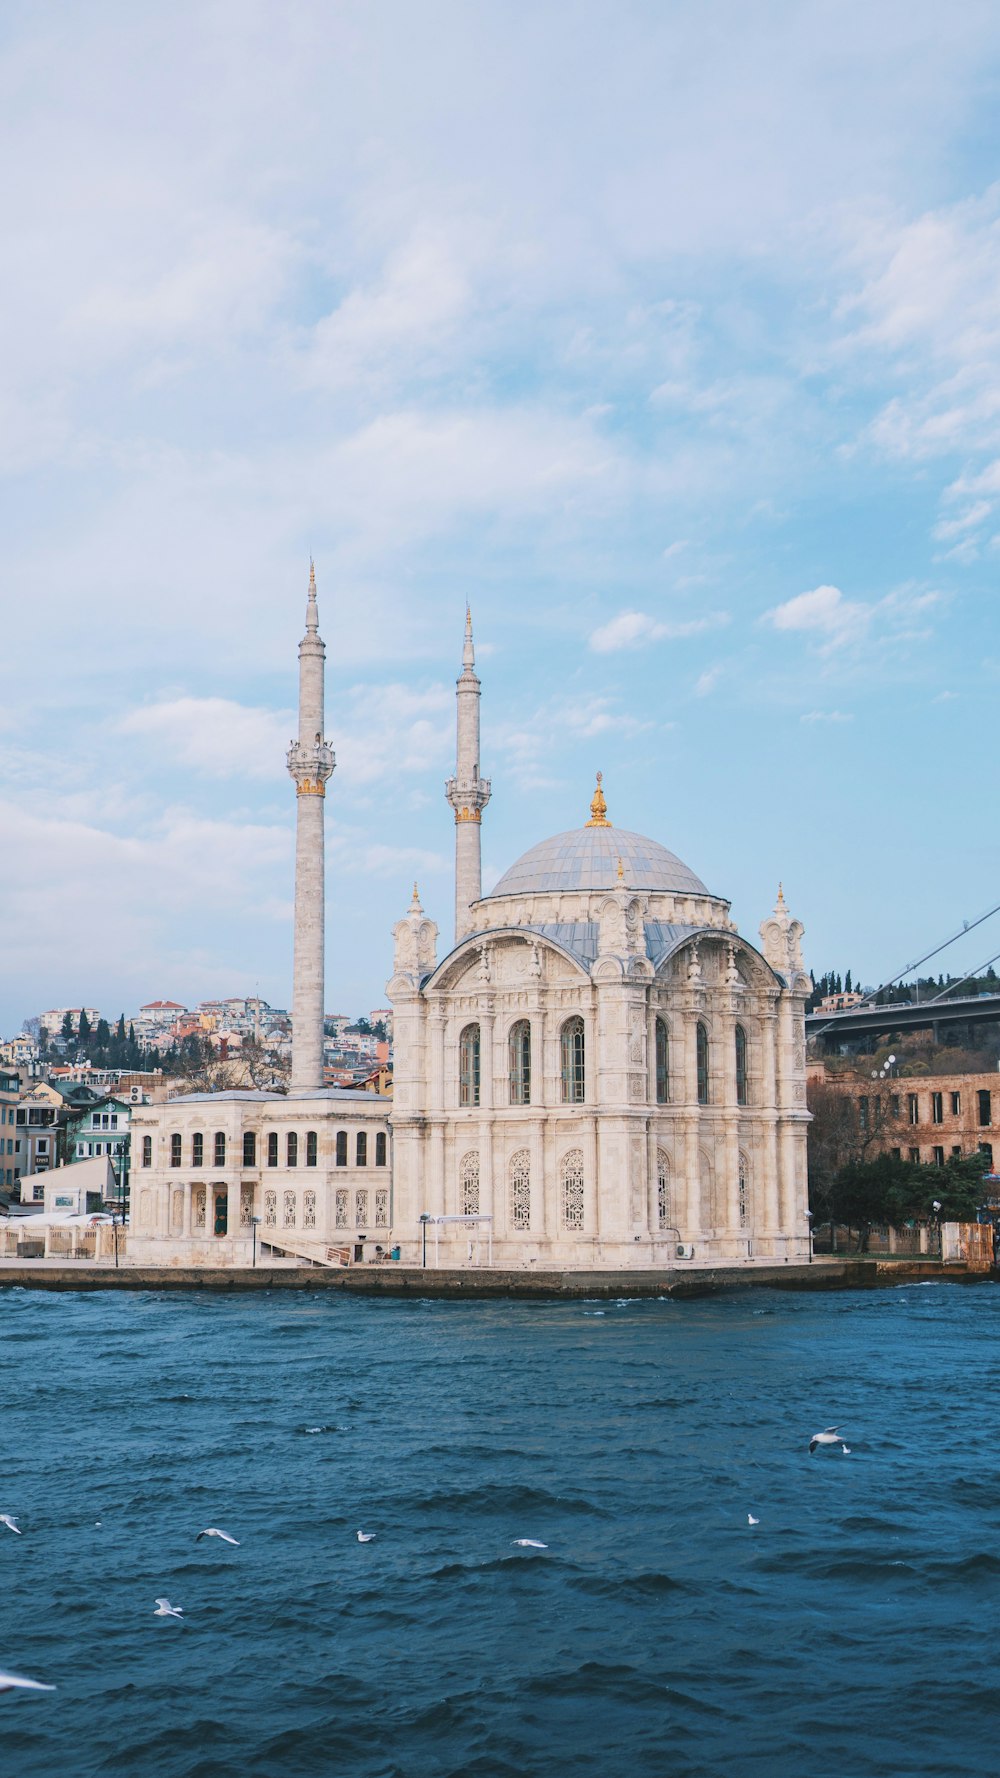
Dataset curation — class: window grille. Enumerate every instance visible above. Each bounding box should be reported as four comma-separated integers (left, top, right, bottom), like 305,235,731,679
509,1149,530,1229
356,1188,369,1228
335,1188,349,1228
696,1023,709,1105
560,1149,584,1229
193,1187,207,1230
214,1131,226,1167
459,1023,481,1107
240,1185,253,1227
306,1130,317,1167
560,1018,585,1104
303,1189,317,1229
283,1190,296,1227
375,1187,389,1227
287,1131,298,1168
735,1025,748,1106
461,1151,480,1216
508,1021,531,1105
655,1019,669,1104
657,1150,670,1229
264,1189,277,1227
738,1154,750,1228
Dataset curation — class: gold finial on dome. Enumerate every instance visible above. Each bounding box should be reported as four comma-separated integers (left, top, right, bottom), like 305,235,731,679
585,771,611,828
776,881,786,908
409,880,422,913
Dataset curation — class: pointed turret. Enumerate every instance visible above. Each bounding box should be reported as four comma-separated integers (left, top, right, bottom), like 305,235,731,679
445,605,491,943
286,564,336,1092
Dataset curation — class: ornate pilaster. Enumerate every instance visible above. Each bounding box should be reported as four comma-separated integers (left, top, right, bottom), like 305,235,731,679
287,564,335,1093
445,607,491,943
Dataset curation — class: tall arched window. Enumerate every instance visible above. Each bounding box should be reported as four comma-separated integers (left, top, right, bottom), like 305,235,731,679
242,1130,256,1167
267,1131,278,1167
738,1153,750,1228
192,1132,204,1168
170,1133,182,1168
356,1132,367,1166
459,1023,481,1106
560,1149,585,1229
735,1025,748,1106
509,1021,531,1105
375,1132,387,1166
461,1151,480,1216
560,1018,585,1103
509,1148,531,1228
335,1131,347,1167
657,1150,670,1229
142,1134,152,1168
214,1131,226,1167
655,1018,669,1104
286,1132,298,1168
306,1130,318,1167
696,1023,709,1106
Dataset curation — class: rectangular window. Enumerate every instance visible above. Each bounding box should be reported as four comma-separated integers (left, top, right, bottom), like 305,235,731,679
306,1130,317,1167
979,1090,992,1127
142,1135,152,1168
170,1132,182,1168
952,1146,962,1158
192,1132,204,1167
110,1114,118,1129
980,1142,994,1167
243,1130,256,1167
909,1147,920,1163
951,1092,961,1116
214,1131,226,1167
267,1131,278,1167
287,1132,298,1168
931,1092,943,1124
336,1131,347,1167
375,1131,387,1167
890,1094,901,1119
357,1132,367,1167
908,1094,919,1125
891,1147,902,1160
858,1096,869,1133
933,1146,945,1167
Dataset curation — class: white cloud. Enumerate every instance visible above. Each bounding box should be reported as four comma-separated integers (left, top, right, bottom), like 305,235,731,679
694,665,722,697
765,584,869,646
800,709,854,723
589,608,729,653
118,697,293,779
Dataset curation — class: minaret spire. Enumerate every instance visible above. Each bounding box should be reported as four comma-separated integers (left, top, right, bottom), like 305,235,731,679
445,605,491,943
286,563,335,1092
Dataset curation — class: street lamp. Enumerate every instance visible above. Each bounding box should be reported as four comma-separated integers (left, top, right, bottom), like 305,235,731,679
805,1209,814,1264
419,1212,431,1268
932,1198,942,1261
251,1214,261,1268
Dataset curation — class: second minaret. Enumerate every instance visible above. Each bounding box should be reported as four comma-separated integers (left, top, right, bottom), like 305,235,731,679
445,607,491,943
287,564,335,1092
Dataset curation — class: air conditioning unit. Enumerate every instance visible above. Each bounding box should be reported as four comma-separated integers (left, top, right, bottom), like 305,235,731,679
675,1243,695,1260
129,1087,142,1104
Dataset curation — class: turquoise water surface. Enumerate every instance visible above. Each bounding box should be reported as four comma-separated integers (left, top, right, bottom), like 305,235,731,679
1,1283,998,1776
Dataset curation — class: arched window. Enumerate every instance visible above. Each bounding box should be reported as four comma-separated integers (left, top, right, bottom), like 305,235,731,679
509,1021,531,1105
375,1132,387,1167
461,1151,480,1216
560,1018,585,1104
213,1131,226,1167
283,1190,296,1228
735,1025,748,1106
655,1018,669,1104
287,1132,298,1168
738,1153,750,1228
192,1132,204,1168
657,1150,670,1229
560,1149,585,1229
267,1131,278,1168
170,1133,182,1168
303,1190,317,1229
357,1132,367,1167
264,1189,277,1226
306,1130,317,1167
459,1023,481,1106
356,1189,369,1227
335,1130,347,1167
142,1134,152,1168
243,1130,256,1167
509,1148,531,1228
696,1023,709,1106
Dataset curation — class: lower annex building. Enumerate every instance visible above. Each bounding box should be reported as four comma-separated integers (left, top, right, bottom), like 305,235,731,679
129,578,812,1269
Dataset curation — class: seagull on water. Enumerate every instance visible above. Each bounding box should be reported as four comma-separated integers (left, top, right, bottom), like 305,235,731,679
841,1444,852,1455
0,1514,21,1534
154,1598,184,1619
196,1528,240,1545
0,1671,55,1694
809,1426,848,1454
357,1530,376,1543
747,1514,759,1526
511,1539,548,1549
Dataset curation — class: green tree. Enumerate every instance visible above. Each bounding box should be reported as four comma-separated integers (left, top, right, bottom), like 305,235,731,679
60,1010,74,1043
78,1009,91,1048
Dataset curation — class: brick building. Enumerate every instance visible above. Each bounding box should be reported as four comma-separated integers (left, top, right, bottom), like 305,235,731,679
813,1067,999,1170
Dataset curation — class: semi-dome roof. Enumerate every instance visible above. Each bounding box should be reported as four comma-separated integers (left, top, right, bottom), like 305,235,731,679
486,824,709,899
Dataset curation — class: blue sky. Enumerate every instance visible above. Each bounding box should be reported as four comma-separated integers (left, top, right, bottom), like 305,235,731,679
2,0,1000,1031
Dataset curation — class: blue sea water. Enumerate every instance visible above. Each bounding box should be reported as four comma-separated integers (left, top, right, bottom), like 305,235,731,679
1,1283,999,1778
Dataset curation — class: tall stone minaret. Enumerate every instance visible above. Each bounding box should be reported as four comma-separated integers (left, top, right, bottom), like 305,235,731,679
286,563,335,1092
445,607,491,943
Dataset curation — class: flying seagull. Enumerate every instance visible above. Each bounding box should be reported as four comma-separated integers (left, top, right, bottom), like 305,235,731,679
511,1539,548,1549
0,1671,55,1694
357,1530,376,1542
196,1528,240,1545
0,1515,21,1534
747,1513,759,1526
809,1426,847,1454
153,1598,184,1619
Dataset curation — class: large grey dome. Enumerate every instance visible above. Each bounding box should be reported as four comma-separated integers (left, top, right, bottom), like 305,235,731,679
486,825,709,899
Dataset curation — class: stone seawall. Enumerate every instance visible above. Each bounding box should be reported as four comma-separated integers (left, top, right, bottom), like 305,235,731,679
0,1260,990,1297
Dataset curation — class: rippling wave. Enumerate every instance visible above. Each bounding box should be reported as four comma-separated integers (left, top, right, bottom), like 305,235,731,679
1,1284,998,1775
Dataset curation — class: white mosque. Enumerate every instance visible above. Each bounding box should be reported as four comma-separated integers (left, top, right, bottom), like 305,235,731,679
129,573,811,1270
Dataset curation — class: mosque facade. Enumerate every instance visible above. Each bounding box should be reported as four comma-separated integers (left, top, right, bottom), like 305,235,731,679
128,573,811,1269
